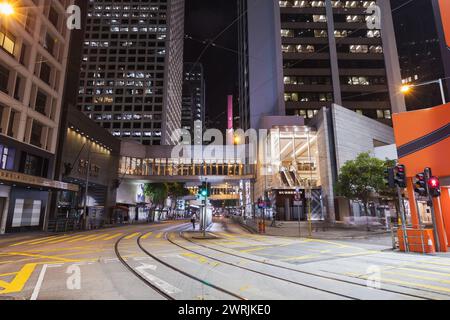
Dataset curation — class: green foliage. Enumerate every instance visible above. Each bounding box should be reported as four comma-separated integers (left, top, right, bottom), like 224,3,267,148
335,152,387,204
144,182,190,206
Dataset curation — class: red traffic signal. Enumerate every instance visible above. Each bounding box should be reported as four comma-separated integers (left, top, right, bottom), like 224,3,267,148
428,176,441,198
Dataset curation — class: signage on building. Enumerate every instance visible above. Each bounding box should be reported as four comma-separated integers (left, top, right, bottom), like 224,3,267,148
439,0,450,47
78,159,100,177
0,169,79,192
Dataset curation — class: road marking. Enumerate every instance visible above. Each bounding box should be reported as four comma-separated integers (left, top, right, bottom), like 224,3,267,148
155,233,163,239
398,267,450,278
46,235,86,244
9,236,60,247
383,270,450,285
86,234,110,242
103,233,123,241
26,235,73,245
124,233,140,240
30,264,48,300
0,263,37,295
353,273,450,294
280,254,321,261
66,234,99,243
135,265,181,295
141,232,153,239
5,252,81,263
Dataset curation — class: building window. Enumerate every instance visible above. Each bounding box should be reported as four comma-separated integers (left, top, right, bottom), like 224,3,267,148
39,63,51,84
0,30,15,55
0,145,14,170
0,64,9,93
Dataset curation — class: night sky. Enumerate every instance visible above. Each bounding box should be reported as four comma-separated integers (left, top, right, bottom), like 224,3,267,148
184,0,238,131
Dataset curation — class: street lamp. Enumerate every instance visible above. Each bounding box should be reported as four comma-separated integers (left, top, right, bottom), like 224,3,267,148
401,78,447,105
0,2,14,16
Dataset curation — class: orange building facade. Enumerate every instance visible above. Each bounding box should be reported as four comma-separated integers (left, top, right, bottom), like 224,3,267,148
393,103,450,253
439,0,450,47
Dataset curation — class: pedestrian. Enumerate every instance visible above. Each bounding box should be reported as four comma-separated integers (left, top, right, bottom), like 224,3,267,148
191,214,197,230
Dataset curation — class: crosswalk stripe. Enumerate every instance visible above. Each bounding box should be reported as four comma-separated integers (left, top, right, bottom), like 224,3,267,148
9,235,60,247
46,235,86,244
124,232,140,240
66,234,100,243
27,235,73,245
102,233,123,241
141,232,153,239
86,234,110,242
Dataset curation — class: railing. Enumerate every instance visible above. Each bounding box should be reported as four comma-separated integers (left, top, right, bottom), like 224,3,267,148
47,218,81,233
391,224,434,254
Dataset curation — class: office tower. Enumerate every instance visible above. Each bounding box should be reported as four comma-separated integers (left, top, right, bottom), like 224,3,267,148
77,0,185,146
279,0,405,123
237,0,250,130
0,0,75,233
240,0,405,129
181,62,205,144
392,0,450,110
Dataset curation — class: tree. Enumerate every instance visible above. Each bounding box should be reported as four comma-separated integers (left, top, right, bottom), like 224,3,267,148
144,183,168,221
335,153,387,229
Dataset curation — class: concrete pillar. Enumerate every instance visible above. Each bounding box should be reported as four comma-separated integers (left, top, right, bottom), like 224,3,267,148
406,177,420,228
440,187,450,242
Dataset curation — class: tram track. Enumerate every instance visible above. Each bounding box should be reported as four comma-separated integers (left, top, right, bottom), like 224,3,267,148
177,231,433,300
165,231,358,300
114,226,246,300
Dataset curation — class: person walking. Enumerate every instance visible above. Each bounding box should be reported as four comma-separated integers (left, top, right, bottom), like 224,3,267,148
191,214,197,230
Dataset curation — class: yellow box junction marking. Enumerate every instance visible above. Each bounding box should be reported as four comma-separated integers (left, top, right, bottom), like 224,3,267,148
0,263,37,295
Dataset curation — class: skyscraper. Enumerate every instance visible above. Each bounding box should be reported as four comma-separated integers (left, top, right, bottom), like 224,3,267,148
77,0,185,146
391,0,450,110
240,0,405,129
181,62,205,144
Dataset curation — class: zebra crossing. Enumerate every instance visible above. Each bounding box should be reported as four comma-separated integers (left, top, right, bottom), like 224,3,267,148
8,231,166,247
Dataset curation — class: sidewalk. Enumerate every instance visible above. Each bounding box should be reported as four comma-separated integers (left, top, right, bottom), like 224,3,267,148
234,217,392,240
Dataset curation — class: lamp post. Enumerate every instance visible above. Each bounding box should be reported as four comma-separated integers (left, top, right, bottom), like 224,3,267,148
401,78,447,105
0,2,14,17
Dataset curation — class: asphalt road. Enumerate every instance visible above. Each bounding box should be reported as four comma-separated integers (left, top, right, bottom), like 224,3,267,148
0,218,449,300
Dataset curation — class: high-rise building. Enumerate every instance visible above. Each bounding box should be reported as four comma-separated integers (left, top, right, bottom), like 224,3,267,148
182,62,205,144
391,0,450,110
77,0,185,146
0,0,76,233
279,0,405,123
239,0,405,129
237,0,250,131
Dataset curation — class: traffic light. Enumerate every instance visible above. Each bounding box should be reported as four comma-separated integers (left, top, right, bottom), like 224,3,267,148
384,168,396,188
198,182,211,197
414,173,428,197
394,165,407,188
428,176,441,198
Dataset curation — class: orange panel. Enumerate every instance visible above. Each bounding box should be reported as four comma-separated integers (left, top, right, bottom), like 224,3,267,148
439,0,450,47
393,103,450,177
397,229,436,254
440,187,450,242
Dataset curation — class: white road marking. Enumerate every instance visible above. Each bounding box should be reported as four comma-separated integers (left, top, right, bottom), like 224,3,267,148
30,264,48,300
135,264,181,295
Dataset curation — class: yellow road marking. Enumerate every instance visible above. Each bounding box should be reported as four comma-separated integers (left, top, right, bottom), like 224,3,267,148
4,252,81,263
27,235,74,245
336,251,378,258
141,232,153,240
181,252,219,266
383,270,450,285
86,234,110,242
103,233,123,241
280,254,320,261
46,235,86,244
398,267,450,277
0,263,37,295
155,233,163,239
124,233,140,240
239,247,269,253
66,234,100,243
353,273,450,294
9,236,60,247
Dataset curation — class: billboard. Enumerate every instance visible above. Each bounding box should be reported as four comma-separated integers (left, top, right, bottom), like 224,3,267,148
393,103,450,178
439,0,450,47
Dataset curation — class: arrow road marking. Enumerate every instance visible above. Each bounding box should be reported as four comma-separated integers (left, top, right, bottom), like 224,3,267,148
135,263,181,295
0,263,37,295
